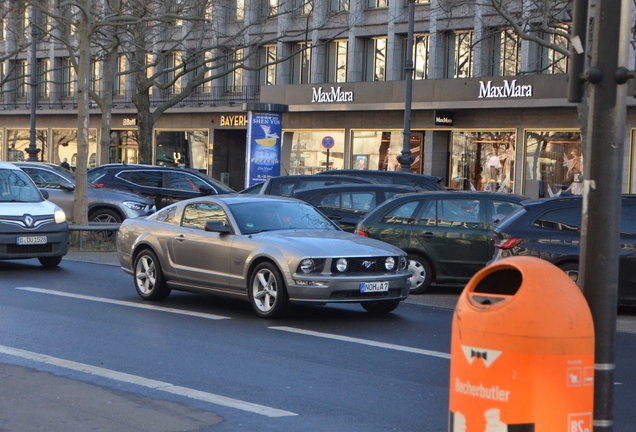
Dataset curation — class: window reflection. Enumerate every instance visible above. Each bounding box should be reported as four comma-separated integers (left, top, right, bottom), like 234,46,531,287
524,131,581,199
450,131,516,193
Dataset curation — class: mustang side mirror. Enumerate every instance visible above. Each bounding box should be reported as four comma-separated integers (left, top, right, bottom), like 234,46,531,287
205,220,231,234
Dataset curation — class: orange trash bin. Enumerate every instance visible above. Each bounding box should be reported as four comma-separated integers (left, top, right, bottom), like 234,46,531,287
448,256,594,432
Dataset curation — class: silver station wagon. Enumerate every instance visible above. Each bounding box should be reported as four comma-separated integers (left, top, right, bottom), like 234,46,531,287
117,195,411,318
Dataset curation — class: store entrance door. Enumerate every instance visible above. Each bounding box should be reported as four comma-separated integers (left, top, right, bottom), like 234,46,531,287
213,129,247,192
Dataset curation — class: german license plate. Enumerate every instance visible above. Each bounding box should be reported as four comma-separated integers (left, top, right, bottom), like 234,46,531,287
360,281,389,293
16,236,47,245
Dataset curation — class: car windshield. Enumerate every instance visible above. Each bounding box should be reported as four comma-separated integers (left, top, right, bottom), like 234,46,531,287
0,169,44,203
229,201,338,234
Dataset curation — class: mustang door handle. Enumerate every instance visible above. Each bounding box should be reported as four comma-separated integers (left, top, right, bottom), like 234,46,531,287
174,235,186,242
420,232,434,239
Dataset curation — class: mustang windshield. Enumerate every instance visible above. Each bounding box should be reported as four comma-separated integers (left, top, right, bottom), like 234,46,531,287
230,201,337,234
0,169,44,203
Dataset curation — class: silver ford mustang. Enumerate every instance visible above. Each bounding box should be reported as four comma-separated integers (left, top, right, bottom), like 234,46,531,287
117,195,411,318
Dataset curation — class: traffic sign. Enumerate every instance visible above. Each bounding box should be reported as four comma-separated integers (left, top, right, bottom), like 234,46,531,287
322,136,335,149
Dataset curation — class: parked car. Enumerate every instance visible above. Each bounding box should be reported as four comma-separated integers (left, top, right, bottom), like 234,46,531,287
0,161,69,267
117,195,410,318
355,191,526,293
316,169,445,191
15,162,156,223
238,174,374,196
292,183,418,232
489,195,636,305
87,164,235,210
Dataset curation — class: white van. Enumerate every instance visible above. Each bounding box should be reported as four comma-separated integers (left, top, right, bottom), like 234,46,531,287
0,161,69,267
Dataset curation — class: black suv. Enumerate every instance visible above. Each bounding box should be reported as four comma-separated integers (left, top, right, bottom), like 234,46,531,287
489,195,636,305
87,164,235,210
316,169,445,191
238,174,373,196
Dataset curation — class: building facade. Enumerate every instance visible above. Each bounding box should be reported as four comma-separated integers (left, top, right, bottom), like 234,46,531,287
1,0,636,196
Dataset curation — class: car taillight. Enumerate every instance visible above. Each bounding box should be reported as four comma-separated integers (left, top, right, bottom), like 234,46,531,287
93,182,105,187
355,230,369,237
495,238,524,249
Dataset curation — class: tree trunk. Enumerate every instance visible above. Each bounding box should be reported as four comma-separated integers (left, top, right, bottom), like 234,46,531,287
72,0,92,225
134,89,154,164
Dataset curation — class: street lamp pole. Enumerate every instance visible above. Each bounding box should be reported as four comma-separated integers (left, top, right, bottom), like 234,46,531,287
398,0,416,172
27,2,40,162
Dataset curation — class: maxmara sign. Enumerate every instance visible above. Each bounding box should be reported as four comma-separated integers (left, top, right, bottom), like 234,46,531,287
311,86,354,103
478,80,532,98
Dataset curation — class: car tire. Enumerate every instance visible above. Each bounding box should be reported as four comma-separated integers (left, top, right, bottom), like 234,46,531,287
90,209,123,224
38,256,63,267
361,300,400,314
558,262,580,285
407,253,433,294
134,249,171,301
248,262,290,319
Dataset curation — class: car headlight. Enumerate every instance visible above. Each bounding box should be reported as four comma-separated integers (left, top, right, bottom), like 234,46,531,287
300,259,315,274
385,257,396,271
123,201,148,211
296,258,326,274
336,258,348,272
399,256,408,270
54,207,66,224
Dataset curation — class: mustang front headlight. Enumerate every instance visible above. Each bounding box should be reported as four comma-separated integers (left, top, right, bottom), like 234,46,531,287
296,258,326,274
300,258,315,274
54,207,66,224
385,257,396,271
336,258,348,272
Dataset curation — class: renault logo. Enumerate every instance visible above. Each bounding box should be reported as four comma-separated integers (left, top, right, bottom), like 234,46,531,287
23,215,34,228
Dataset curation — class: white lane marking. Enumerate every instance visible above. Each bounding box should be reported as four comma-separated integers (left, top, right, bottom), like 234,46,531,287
270,326,451,359
15,287,231,321
0,345,296,418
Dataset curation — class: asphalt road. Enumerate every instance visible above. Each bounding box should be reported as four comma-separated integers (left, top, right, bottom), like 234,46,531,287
0,254,634,431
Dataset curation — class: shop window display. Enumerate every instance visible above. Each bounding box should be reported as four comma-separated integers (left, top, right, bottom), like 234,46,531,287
155,130,209,172
351,131,422,172
524,131,582,199
6,129,49,163
289,131,345,174
52,129,98,170
450,131,516,193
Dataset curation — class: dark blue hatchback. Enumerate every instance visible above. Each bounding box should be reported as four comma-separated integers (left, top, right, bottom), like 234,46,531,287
489,195,636,305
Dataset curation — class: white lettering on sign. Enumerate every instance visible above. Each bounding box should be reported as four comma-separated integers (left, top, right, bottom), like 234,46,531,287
568,413,592,432
311,86,354,103
435,116,453,124
123,118,137,126
478,80,533,98
454,378,511,402
220,115,247,126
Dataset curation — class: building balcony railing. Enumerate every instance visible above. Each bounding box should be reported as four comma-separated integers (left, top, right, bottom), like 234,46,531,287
0,85,261,111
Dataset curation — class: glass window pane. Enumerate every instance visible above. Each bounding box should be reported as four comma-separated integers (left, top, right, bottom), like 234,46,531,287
288,130,345,175
130,171,163,187
449,131,516,193
524,131,581,199
381,200,420,224
533,207,581,231
7,129,48,162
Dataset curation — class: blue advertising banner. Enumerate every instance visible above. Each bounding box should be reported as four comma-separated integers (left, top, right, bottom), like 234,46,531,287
245,111,282,188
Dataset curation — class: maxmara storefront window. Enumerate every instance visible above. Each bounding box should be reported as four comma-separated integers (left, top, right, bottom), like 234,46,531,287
450,131,516,193
288,130,345,174
350,130,422,172
524,130,581,199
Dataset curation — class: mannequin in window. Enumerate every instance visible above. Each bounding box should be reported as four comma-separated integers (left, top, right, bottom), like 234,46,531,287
488,149,501,183
564,150,582,186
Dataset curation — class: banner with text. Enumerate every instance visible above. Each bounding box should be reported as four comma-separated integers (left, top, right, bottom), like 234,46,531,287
245,111,282,188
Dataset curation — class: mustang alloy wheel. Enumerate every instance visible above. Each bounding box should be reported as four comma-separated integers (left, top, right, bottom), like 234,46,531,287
134,249,171,301
249,262,290,319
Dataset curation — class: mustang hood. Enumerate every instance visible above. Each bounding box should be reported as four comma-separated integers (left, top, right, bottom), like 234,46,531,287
256,229,404,257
